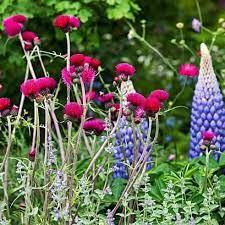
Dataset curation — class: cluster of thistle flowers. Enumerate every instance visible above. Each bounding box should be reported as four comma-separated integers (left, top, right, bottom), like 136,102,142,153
0,98,18,117
111,63,169,178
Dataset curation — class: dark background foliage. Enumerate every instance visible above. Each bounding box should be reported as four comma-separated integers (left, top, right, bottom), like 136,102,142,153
1,0,225,159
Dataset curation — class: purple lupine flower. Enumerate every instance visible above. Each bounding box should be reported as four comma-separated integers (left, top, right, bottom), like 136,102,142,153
189,43,225,159
113,80,152,179
192,18,201,32
113,117,152,178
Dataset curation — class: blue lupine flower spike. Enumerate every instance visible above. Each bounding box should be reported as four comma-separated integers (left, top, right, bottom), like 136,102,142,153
113,80,152,179
189,43,225,159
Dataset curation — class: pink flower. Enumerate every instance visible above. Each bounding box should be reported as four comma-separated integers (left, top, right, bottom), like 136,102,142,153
127,92,146,108
84,56,93,65
85,91,97,102
90,58,101,70
20,79,39,97
115,63,135,76
0,98,11,111
22,31,40,50
3,14,27,37
81,68,95,85
36,77,57,91
53,15,80,32
98,93,114,103
83,119,106,135
149,89,169,102
28,148,36,162
61,66,75,87
179,64,199,78
10,14,27,24
144,96,162,113
192,18,201,32
64,102,83,121
68,16,80,29
70,54,85,66
202,131,215,141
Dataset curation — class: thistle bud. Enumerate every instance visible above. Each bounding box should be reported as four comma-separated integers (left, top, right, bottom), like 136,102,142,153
28,148,36,162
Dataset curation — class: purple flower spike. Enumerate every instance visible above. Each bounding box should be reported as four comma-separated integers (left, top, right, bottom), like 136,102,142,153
113,117,152,179
189,43,225,159
192,18,201,32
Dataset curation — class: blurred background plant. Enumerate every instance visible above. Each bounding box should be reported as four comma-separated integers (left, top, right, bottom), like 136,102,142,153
1,0,225,167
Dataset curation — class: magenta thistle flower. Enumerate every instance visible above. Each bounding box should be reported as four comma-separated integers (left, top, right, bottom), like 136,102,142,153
149,89,169,102
144,96,162,114
64,102,83,121
127,92,146,108
202,131,215,141
3,14,27,37
61,66,75,87
0,98,11,111
83,118,106,135
98,93,114,104
53,15,80,32
22,31,40,50
179,63,199,78
192,18,201,32
115,63,135,77
36,77,57,91
70,54,85,66
81,68,95,85
20,79,39,97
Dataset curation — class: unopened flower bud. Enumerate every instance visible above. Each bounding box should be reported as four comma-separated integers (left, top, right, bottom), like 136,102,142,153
200,145,207,151
28,148,36,162
176,22,184,29
10,105,19,116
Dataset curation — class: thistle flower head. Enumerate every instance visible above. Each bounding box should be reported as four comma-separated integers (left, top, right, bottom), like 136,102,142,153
98,93,114,104
61,66,75,87
81,68,95,85
179,63,199,78
22,31,40,50
202,131,215,141
70,53,85,66
3,14,27,37
127,92,146,108
68,16,80,29
0,98,11,111
149,89,169,102
36,77,57,91
64,102,83,121
53,15,80,32
20,79,39,97
189,43,225,158
90,58,101,70
115,63,135,77
144,96,162,114
83,118,106,135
